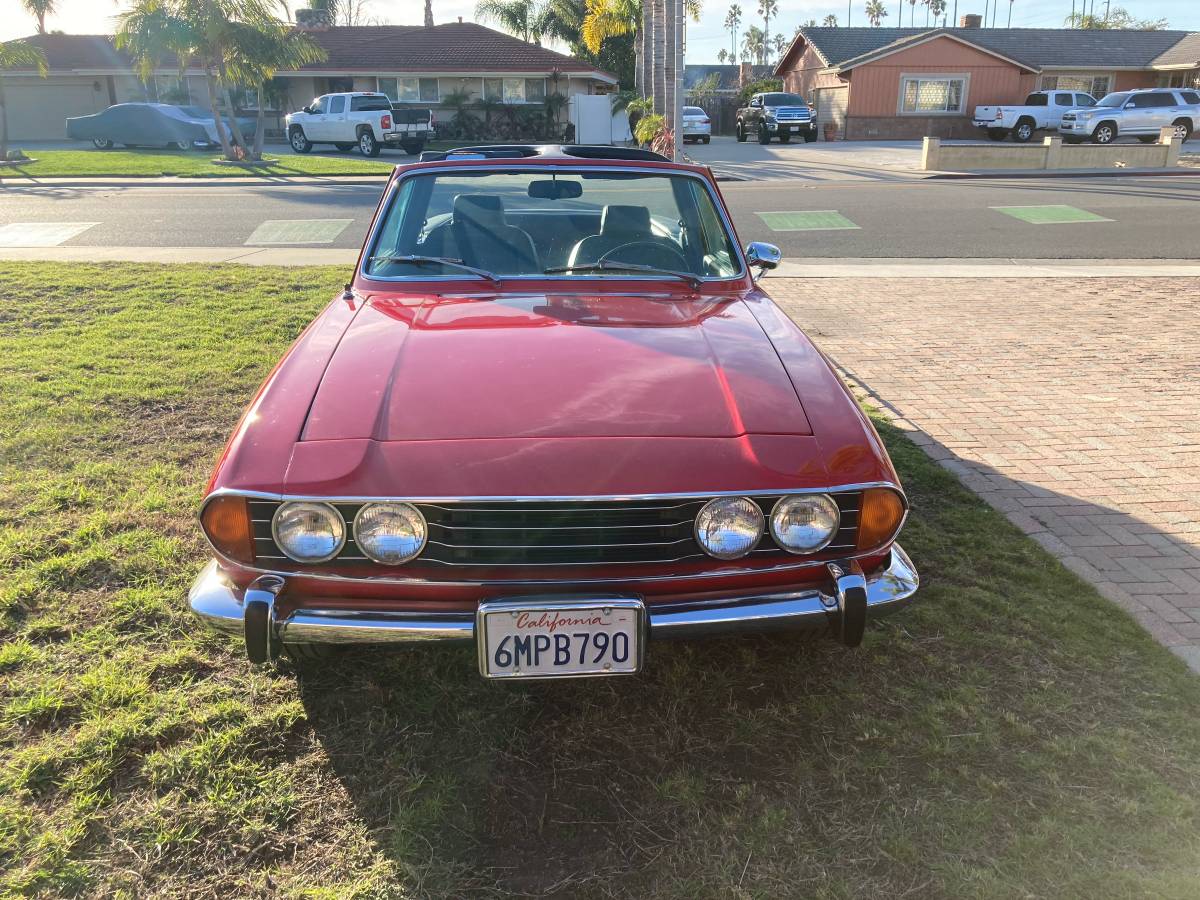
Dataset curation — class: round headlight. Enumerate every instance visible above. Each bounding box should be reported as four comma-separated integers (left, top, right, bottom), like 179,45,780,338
354,502,427,565
694,497,764,560
272,501,345,563
770,494,840,554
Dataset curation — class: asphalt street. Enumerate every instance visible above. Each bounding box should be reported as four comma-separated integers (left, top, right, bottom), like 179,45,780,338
2,174,1199,258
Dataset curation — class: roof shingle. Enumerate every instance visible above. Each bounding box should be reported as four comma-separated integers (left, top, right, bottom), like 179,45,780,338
7,24,612,79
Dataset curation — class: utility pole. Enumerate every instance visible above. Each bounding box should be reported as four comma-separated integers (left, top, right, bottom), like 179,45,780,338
953,0,958,26
847,0,852,26
983,0,989,27
1007,0,1013,27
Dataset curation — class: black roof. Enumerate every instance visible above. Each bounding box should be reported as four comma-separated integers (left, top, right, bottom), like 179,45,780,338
788,26,1198,72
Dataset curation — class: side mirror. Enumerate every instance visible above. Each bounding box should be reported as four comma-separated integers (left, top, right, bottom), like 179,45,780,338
745,242,781,280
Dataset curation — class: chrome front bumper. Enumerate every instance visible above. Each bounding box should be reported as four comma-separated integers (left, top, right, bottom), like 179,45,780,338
189,546,918,663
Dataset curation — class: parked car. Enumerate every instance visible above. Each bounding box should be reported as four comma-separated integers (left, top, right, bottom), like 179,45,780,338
973,90,1098,142
190,143,918,674
286,92,422,156
1060,88,1200,144
736,92,817,144
681,106,712,144
66,102,256,150
391,106,437,155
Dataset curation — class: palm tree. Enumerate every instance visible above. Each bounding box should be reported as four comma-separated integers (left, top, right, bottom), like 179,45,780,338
757,0,777,61
822,13,837,25
225,20,324,159
117,0,281,161
717,47,728,63
20,0,57,34
583,0,644,93
0,39,47,160
771,32,786,59
741,23,764,64
723,4,741,62
865,0,888,25
475,0,547,43
930,0,947,24
425,0,434,25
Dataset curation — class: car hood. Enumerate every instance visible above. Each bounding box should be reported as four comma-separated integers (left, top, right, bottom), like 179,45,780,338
300,290,812,443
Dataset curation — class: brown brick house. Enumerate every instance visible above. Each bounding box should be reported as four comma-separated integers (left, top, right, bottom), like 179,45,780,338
775,25,1200,140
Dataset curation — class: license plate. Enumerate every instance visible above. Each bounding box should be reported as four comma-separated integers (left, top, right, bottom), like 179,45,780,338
477,598,645,679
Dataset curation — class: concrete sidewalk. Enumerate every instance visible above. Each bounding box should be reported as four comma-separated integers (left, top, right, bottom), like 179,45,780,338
3,245,1200,277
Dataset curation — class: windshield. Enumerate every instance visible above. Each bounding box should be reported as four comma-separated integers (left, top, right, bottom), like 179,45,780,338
1097,92,1129,108
764,93,806,106
365,169,743,281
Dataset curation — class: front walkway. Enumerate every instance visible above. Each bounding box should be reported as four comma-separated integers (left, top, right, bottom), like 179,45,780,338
772,277,1200,672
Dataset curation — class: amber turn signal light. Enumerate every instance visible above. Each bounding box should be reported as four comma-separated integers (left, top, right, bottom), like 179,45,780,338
856,488,906,552
200,495,255,564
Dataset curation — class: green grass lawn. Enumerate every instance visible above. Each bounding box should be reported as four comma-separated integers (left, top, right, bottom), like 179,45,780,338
0,148,401,178
1,262,1199,897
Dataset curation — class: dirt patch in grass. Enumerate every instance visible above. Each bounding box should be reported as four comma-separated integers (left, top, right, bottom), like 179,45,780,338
1,263,1199,898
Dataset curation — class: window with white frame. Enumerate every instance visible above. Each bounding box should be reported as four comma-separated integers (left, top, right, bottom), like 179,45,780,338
899,75,966,114
483,77,547,103
381,77,440,103
1041,74,1112,98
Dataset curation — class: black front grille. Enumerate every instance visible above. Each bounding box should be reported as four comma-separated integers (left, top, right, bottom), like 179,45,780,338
248,492,861,571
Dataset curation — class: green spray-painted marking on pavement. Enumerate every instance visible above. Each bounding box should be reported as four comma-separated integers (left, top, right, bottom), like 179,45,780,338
990,205,1112,225
246,219,354,245
756,210,860,231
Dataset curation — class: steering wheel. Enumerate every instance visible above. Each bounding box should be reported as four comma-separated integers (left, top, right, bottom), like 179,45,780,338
597,240,691,272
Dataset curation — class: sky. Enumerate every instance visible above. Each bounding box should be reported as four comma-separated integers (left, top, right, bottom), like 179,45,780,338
4,0,1200,65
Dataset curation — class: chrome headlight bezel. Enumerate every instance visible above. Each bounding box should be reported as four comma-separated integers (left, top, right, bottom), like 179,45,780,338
353,501,428,566
271,501,346,563
769,494,841,555
694,496,765,560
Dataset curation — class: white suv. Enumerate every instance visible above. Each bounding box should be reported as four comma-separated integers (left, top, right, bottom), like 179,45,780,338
1060,88,1200,145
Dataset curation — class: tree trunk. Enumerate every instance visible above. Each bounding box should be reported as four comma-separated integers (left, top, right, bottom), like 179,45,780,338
0,76,8,161
634,25,644,97
652,0,666,116
217,63,249,154
253,84,266,160
203,67,234,159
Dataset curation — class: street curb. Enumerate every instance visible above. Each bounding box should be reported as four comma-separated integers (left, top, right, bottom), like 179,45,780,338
927,166,1200,179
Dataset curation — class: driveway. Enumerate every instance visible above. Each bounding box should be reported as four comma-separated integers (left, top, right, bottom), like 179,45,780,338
771,276,1200,673
686,136,930,182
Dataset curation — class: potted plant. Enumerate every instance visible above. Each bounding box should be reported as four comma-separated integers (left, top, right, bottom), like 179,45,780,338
823,122,838,142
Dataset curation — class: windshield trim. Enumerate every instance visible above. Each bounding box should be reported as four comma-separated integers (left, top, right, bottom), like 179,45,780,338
358,163,748,286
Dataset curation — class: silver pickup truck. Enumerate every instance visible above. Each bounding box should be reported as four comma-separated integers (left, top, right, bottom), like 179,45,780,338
1059,87,1200,144
286,92,432,156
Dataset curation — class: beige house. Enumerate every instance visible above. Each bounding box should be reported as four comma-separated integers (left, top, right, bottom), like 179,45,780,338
4,23,616,141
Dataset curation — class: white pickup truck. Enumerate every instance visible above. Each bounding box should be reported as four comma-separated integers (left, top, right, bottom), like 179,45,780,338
973,90,1098,143
286,92,432,157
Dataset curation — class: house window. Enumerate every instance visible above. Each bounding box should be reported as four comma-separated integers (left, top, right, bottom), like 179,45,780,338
483,77,544,103
389,77,440,103
1041,74,1111,98
899,76,966,114
155,75,190,103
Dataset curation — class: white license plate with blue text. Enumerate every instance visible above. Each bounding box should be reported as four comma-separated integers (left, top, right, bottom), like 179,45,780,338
477,598,645,679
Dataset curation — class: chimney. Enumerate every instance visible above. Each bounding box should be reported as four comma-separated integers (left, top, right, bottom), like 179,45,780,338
739,61,753,87
959,13,982,27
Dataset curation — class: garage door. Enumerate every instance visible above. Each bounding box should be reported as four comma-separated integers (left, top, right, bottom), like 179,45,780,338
814,86,848,141
4,79,108,141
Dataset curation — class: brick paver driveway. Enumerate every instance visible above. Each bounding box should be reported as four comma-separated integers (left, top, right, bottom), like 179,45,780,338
773,277,1200,672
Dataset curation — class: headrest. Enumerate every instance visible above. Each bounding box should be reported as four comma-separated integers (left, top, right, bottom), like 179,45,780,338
454,194,506,227
601,205,651,236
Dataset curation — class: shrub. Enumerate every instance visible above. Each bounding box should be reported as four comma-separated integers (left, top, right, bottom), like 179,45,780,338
739,78,784,105
634,113,665,147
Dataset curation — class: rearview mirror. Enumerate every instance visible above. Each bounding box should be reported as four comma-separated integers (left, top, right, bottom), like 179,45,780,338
528,179,583,200
745,242,781,280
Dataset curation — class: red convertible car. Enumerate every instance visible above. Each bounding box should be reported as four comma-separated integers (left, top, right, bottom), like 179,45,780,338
191,144,918,677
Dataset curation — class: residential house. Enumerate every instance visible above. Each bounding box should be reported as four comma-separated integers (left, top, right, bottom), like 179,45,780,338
3,22,616,141
775,23,1200,140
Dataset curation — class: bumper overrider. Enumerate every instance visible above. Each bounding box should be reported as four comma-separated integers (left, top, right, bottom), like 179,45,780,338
188,545,919,665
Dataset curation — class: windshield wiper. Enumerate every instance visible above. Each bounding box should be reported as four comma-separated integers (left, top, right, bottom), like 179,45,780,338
544,260,702,289
369,254,501,285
